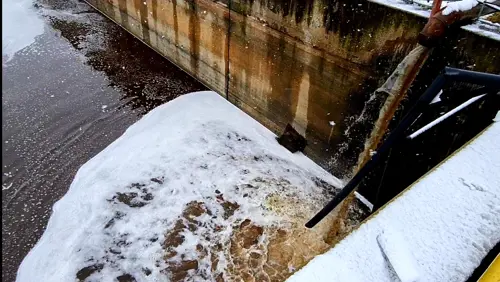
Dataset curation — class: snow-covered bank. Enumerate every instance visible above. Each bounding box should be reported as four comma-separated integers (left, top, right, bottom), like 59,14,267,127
287,120,500,282
17,91,347,281
2,0,44,63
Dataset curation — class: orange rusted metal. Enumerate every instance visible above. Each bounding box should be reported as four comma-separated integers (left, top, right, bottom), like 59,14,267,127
431,0,443,16
419,0,500,47
331,0,444,230
356,45,430,171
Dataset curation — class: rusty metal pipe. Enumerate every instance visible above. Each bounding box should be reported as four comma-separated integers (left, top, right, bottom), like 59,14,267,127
431,0,443,16
419,0,500,47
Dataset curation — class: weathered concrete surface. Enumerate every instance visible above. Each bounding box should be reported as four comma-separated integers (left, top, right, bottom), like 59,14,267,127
85,0,500,175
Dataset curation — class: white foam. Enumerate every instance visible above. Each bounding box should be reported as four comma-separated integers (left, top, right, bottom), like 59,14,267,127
17,91,343,281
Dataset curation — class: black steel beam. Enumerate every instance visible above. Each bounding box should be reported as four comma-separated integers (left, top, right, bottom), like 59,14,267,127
306,68,500,228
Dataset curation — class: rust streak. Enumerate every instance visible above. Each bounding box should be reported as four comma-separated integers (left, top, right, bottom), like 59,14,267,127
172,0,179,47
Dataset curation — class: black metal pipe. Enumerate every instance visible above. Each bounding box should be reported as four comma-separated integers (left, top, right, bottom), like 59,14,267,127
306,68,499,228
305,75,447,228
444,67,500,89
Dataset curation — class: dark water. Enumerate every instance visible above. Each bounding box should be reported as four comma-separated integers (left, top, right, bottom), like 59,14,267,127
1,0,205,280
2,0,498,280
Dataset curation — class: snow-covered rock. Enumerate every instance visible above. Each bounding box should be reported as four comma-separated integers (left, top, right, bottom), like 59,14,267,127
17,91,347,282
287,121,500,282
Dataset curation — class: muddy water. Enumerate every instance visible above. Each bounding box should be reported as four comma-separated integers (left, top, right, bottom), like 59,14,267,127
1,0,205,280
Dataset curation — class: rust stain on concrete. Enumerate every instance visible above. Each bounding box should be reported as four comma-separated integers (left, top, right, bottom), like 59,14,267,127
86,0,500,177
187,1,201,75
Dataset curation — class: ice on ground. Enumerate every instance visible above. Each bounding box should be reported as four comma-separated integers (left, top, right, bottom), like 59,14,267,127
288,121,500,282
17,91,348,282
2,0,44,63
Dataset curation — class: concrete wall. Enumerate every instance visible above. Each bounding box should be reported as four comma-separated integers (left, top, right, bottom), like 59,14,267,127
86,0,500,175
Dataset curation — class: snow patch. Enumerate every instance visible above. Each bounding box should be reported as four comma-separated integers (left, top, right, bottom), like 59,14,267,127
376,228,420,282
2,0,44,63
462,21,500,41
442,0,479,15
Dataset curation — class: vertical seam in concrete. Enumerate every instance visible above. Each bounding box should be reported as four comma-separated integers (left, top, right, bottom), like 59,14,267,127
117,0,129,27
292,72,310,137
188,1,200,75
134,0,150,44
152,0,157,40
172,0,179,46
225,0,232,100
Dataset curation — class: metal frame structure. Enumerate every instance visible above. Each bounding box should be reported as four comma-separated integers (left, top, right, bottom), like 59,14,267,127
306,67,500,228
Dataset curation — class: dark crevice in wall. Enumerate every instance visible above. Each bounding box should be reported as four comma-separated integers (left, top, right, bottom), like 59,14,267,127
266,33,295,126
117,0,129,27
187,0,201,75
260,0,315,24
151,0,158,22
134,0,151,44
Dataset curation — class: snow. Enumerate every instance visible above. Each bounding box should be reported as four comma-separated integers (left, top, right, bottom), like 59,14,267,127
462,21,500,41
369,0,432,18
442,0,480,15
369,0,500,40
2,0,44,63
17,91,344,282
372,0,494,16
288,120,500,282
376,228,420,282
